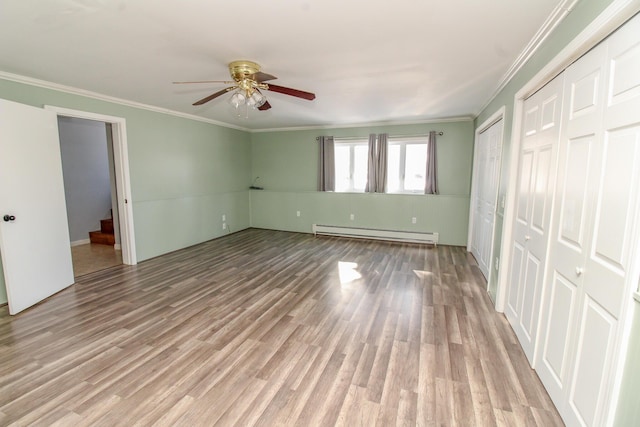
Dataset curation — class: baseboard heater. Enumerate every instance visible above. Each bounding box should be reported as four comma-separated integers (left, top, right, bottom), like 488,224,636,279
312,224,438,245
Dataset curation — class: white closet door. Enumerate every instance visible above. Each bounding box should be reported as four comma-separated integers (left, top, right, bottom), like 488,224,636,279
505,75,563,364
537,14,640,426
469,118,503,279
536,40,607,413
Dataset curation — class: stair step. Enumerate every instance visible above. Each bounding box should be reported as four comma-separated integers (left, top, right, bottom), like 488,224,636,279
89,231,115,246
101,218,114,234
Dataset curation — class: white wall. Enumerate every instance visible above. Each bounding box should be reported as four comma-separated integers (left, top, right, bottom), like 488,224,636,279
58,116,112,243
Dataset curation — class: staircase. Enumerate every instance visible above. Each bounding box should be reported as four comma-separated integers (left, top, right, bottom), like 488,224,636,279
89,216,115,246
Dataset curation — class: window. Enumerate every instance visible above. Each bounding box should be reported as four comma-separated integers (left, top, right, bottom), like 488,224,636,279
334,139,368,192
387,138,428,193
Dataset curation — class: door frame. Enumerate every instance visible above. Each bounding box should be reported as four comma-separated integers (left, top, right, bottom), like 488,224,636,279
494,0,639,312
45,106,137,265
467,106,505,286
494,1,640,424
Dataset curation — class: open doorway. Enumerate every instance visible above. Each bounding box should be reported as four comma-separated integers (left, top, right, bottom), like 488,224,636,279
45,105,137,269
58,116,122,277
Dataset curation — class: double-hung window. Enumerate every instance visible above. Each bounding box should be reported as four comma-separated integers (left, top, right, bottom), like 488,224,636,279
334,139,368,192
387,137,428,193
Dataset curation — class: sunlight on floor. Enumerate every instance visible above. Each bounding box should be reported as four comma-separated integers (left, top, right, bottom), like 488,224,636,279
338,261,361,284
413,269,433,279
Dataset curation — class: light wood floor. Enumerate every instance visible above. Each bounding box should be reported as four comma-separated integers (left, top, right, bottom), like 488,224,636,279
71,243,122,277
0,229,563,426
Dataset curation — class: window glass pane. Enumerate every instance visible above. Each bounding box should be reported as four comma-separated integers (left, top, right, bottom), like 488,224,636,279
387,144,401,193
353,145,368,191
405,144,427,191
334,145,350,192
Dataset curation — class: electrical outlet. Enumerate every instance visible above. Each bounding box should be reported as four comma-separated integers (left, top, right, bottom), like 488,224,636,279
412,217,417,224
350,214,355,221
296,210,301,217
222,222,227,230
222,214,226,221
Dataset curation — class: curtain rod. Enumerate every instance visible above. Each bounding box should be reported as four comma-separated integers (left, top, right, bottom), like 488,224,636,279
316,132,443,141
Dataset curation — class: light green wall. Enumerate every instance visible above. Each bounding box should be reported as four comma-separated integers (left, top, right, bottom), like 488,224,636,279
250,121,474,245
0,78,252,304
476,0,615,301
614,299,640,426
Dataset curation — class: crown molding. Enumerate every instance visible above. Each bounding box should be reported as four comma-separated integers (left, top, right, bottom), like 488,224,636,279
0,71,251,132
475,0,579,117
250,116,474,133
0,70,474,134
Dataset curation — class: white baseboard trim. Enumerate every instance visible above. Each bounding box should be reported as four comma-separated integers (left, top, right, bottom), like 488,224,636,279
70,239,90,247
114,243,121,250
312,224,439,245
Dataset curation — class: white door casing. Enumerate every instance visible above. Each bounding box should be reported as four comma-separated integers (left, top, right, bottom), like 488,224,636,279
44,106,136,266
536,14,640,426
0,99,75,314
505,74,563,365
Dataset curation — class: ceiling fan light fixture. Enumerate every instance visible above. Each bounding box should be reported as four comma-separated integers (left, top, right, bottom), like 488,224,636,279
179,60,315,114
248,91,266,108
229,91,246,108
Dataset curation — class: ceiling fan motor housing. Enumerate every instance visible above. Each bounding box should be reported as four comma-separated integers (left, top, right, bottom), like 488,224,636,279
229,60,261,82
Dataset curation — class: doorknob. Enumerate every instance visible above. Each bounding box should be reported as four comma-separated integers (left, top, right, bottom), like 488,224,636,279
576,267,584,276
525,235,531,241
3,215,15,222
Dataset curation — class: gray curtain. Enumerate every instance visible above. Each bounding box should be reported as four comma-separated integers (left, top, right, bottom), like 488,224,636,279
365,133,377,192
425,131,438,194
375,133,388,193
317,136,335,191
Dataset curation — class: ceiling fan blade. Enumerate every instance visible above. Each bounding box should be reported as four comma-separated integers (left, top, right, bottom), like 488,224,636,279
193,87,235,106
266,84,315,100
258,101,272,111
254,72,277,82
173,80,234,84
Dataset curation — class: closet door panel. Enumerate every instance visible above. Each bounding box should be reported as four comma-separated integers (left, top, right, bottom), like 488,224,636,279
586,128,640,318
520,252,542,339
507,242,525,317
535,42,607,414
541,272,578,396
530,146,552,238
506,74,564,364
568,297,617,426
469,118,503,280
516,150,535,226
557,136,593,255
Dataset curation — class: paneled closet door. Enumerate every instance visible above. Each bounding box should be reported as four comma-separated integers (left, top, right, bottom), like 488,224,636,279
470,119,503,279
536,41,608,414
505,74,563,365
469,130,487,273
537,14,640,426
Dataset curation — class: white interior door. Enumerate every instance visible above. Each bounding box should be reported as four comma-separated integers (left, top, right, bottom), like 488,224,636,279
505,74,563,364
469,118,503,280
537,14,640,425
0,98,74,315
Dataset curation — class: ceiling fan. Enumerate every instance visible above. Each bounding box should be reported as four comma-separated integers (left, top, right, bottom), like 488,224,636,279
173,60,316,111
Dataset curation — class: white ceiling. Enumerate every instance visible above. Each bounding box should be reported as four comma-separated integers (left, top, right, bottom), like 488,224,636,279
0,0,565,131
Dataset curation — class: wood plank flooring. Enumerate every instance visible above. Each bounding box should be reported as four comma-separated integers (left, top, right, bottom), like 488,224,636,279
0,229,563,426
71,243,122,278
